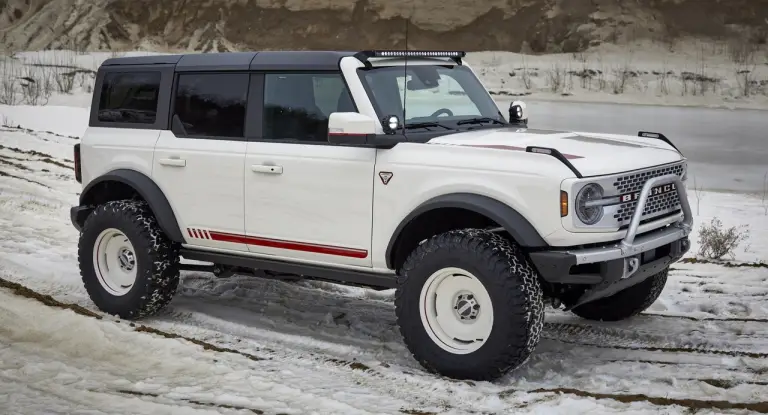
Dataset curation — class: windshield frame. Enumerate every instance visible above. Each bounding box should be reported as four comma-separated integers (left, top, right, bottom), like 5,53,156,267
355,63,506,130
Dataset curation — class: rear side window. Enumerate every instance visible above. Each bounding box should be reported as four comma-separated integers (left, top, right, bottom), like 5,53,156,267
172,73,249,138
98,72,161,124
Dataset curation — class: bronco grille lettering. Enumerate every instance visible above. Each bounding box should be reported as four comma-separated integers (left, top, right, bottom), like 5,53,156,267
619,183,676,203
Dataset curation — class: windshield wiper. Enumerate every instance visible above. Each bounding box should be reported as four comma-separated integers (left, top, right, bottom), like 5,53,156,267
403,121,453,130
456,117,506,126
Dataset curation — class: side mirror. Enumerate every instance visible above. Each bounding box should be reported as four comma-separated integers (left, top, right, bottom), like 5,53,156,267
327,112,377,145
508,100,528,126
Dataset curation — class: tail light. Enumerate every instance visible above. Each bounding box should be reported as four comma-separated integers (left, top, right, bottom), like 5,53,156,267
74,143,81,183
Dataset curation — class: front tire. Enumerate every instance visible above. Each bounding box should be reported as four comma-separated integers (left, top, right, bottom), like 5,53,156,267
570,268,669,322
78,200,180,319
394,229,544,381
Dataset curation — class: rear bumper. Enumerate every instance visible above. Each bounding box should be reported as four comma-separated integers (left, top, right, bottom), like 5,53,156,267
530,173,692,294
70,205,93,232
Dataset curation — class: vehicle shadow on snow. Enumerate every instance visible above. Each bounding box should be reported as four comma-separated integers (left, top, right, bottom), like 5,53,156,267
164,272,413,364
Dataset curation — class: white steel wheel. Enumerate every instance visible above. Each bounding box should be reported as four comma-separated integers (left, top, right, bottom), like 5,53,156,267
92,228,138,296
419,267,494,354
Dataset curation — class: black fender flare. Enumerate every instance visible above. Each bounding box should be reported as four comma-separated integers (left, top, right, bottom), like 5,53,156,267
79,169,185,243
385,193,548,269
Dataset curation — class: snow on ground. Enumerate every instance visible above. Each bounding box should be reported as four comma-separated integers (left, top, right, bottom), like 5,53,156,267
2,60,768,414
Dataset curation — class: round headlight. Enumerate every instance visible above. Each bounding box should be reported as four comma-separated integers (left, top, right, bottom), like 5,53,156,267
576,183,604,225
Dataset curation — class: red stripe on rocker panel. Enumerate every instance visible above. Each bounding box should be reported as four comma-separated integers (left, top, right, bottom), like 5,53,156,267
208,232,368,259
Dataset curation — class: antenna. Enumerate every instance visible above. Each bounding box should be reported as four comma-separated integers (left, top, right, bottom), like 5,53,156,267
402,7,410,124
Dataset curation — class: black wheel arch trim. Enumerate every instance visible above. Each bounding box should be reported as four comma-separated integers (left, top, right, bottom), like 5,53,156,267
78,169,185,243
385,193,549,269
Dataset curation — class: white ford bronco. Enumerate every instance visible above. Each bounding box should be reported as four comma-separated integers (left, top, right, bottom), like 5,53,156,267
71,50,692,381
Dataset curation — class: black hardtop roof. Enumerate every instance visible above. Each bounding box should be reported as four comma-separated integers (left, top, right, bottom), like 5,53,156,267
100,50,358,71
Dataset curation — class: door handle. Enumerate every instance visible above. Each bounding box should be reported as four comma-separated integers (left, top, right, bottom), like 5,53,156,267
251,164,283,174
158,158,186,167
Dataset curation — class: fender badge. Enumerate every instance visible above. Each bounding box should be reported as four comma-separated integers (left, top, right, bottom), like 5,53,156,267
378,171,393,185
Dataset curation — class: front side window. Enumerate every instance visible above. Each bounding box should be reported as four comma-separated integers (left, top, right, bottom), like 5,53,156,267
357,65,504,128
263,73,355,142
173,73,249,138
98,71,161,124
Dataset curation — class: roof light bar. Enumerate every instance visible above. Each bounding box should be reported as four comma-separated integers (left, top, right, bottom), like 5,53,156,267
354,50,466,66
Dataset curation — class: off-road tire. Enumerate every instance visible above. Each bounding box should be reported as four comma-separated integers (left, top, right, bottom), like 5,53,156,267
394,228,545,381
78,199,180,319
570,268,669,322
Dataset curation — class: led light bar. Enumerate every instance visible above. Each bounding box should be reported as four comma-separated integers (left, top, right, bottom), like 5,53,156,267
354,50,466,65
363,50,465,58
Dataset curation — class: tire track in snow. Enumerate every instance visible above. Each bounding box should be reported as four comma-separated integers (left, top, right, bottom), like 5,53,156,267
499,386,768,413
108,389,267,414
543,322,768,359
644,312,768,323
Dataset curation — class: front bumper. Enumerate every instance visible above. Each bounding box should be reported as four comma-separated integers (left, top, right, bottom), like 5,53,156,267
530,173,692,290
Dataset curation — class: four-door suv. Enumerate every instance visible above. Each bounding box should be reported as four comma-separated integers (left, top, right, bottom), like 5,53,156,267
71,50,692,381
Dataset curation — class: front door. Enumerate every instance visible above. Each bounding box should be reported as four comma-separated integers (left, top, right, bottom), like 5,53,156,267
243,72,376,267
152,72,249,252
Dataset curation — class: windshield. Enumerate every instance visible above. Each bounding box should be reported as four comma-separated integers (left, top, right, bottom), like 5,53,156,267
357,64,504,128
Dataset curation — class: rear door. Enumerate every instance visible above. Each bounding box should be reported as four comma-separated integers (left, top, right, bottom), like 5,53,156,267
151,72,249,252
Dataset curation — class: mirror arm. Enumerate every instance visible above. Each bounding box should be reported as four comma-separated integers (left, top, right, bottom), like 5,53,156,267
369,134,406,149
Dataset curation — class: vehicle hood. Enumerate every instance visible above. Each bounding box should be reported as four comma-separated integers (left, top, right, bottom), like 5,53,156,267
426,127,685,177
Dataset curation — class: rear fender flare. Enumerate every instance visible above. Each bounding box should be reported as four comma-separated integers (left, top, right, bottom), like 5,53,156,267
79,169,185,243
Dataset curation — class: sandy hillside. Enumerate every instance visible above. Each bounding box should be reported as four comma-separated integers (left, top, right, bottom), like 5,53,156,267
1,0,767,53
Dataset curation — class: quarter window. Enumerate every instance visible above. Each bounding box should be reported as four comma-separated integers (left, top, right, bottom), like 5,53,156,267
263,73,355,142
98,72,161,124
173,73,249,138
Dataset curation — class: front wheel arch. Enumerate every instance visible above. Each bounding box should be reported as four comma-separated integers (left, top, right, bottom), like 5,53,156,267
385,193,548,270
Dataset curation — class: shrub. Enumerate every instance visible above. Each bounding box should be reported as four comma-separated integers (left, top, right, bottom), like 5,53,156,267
696,217,749,260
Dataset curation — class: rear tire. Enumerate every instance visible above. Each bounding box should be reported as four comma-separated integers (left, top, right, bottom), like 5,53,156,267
570,268,669,322
394,229,544,381
78,200,180,319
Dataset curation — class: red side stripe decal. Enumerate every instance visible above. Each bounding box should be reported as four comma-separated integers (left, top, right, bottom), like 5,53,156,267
208,231,368,259
187,228,194,238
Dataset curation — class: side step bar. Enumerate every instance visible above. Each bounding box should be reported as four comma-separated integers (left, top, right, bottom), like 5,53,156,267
179,248,397,290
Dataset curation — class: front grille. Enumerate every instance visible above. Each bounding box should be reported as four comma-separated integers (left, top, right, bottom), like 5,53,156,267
613,163,685,194
612,162,686,225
